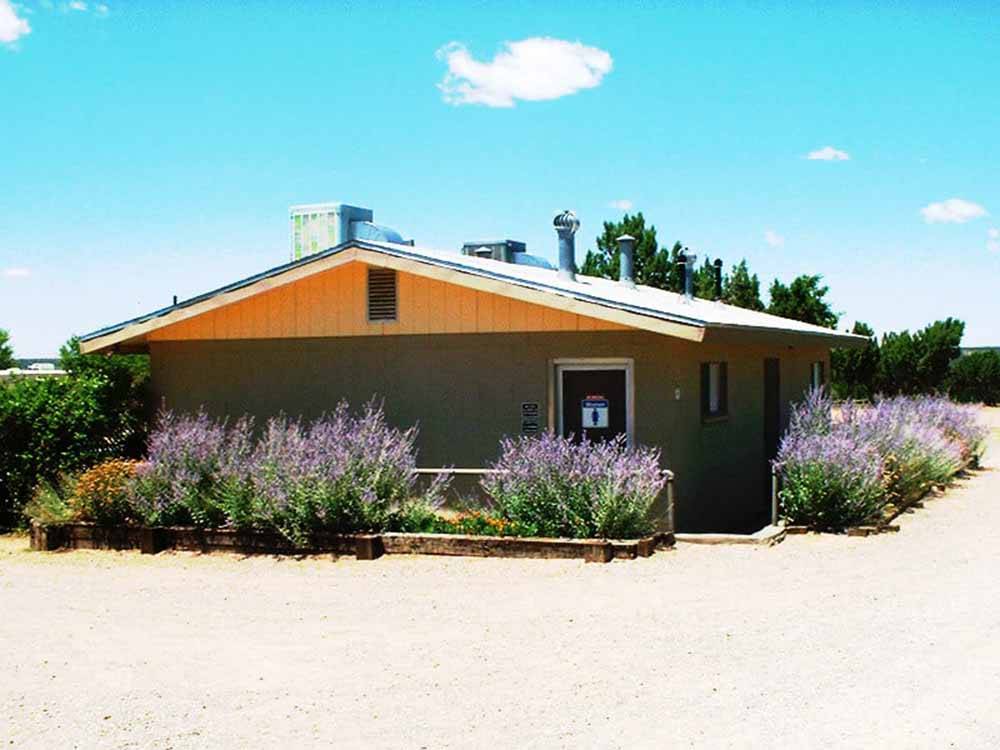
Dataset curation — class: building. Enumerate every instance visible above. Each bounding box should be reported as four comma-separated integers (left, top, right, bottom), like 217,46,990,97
80,206,864,532
0,362,67,379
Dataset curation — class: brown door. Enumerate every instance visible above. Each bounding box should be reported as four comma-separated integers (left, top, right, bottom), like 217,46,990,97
560,369,627,444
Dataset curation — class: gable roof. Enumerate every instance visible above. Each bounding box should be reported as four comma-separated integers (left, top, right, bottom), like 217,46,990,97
80,239,867,353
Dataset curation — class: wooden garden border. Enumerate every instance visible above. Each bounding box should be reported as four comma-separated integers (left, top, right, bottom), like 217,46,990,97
29,523,674,564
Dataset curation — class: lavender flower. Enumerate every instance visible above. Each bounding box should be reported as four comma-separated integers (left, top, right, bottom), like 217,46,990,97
247,400,447,545
129,409,253,526
127,400,448,545
482,432,666,538
776,389,987,529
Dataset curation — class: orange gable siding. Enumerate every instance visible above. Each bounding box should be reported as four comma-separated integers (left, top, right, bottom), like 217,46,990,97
147,261,627,342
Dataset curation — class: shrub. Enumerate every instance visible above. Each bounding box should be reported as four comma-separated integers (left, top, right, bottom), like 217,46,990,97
121,401,448,546
249,402,448,546
949,351,1000,406
387,498,445,533
777,433,886,529
22,476,76,526
0,367,148,529
481,433,666,539
72,459,140,525
838,398,963,502
777,389,986,529
128,410,251,527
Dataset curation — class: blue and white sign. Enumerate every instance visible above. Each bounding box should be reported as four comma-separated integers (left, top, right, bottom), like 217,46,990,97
582,396,609,429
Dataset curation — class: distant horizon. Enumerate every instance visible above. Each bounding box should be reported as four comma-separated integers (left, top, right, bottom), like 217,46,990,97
2,1,998,356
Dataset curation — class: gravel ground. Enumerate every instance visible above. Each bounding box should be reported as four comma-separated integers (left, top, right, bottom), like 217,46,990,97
2,408,1000,749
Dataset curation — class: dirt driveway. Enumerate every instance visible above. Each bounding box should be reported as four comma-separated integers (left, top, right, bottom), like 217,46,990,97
2,408,1000,749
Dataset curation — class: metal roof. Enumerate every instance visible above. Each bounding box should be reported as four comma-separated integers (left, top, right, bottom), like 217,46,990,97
81,239,867,347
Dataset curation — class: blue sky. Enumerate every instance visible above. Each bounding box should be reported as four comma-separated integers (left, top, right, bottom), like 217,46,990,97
2,0,998,356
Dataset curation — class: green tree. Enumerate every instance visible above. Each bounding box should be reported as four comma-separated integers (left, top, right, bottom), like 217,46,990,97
876,318,964,395
949,351,1000,405
0,329,15,370
580,212,685,291
722,260,765,311
831,321,880,399
59,336,150,390
767,275,838,328
878,330,921,395
692,257,720,300
912,318,964,393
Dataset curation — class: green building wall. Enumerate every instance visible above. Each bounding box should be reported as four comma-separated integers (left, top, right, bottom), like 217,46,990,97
149,331,828,532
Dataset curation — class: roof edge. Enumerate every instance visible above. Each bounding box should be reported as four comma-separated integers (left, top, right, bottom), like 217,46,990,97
79,241,710,353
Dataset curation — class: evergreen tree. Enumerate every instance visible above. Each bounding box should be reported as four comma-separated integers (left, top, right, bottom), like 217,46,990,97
876,318,964,395
831,321,880,399
912,318,964,393
581,212,685,292
877,330,922,395
722,260,765,311
949,350,1000,405
692,257,719,300
767,275,838,328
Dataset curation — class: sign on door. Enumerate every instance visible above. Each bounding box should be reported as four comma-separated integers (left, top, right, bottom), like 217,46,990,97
582,395,609,429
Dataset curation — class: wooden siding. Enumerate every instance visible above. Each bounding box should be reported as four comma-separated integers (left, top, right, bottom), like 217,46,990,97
147,261,627,342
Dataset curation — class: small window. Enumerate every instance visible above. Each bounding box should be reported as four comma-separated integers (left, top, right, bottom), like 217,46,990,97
367,267,397,321
810,361,825,390
701,362,728,420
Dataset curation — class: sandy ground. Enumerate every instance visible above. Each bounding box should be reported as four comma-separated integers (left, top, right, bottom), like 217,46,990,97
2,409,1000,749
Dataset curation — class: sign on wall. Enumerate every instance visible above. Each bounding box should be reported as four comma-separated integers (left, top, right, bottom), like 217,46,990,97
521,402,540,434
582,395,609,429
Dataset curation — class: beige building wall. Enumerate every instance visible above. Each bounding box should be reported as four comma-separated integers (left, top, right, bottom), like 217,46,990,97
147,262,626,341
149,331,828,532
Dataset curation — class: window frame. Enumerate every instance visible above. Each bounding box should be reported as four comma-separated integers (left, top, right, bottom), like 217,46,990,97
700,361,729,423
810,360,826,390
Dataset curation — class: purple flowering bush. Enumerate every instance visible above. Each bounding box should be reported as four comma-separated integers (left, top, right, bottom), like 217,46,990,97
249,403,448,546
777,390,987,529
126,402,449,545
129,410,255,527
481,433,666,539
777,432,886,529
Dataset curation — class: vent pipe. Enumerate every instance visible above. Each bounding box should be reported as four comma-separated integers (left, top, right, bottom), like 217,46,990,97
616,234,636,288
713,258,723,301
683,251,697,301
553,210,580,282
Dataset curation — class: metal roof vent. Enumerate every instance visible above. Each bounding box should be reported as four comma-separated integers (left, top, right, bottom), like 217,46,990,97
553,210,580,282
461,240,526,263
367,267,397,321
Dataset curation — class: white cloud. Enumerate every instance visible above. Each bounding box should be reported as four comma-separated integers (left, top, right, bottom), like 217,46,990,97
0,0,31,44
95,3,108,15
608,199,633,211
2,267,30,278
764,229,785,248
806,146,850,161
989,228,1000,253
921,198,988,224
436,37,613,108
67,1,87,10
989,228,999,240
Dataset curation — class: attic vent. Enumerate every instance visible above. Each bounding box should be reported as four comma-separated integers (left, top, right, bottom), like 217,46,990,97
367,267,397,321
